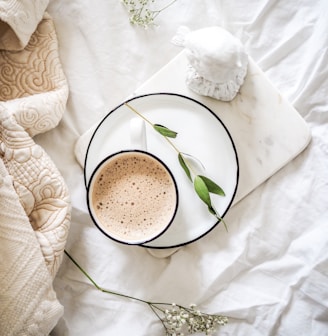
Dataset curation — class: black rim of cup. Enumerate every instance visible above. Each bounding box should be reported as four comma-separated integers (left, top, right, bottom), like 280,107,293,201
86,150,179,245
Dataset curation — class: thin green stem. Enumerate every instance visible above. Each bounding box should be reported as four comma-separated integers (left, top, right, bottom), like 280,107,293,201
64,250,149,305
158,0,177,12
216,213,228,232
149,304,168,331
64,250,188,308
64,250,101,290
122,0,178,28
151,0,178,18
162,134,179,154
124,103,154,128
124,103,197,176
124,102,227,230
64,250,228,333
125,103,184,172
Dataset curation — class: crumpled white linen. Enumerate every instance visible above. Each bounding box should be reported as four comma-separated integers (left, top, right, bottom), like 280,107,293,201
39,0,328,335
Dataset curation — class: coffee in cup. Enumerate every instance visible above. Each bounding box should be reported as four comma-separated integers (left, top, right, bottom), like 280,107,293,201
87,150,178,245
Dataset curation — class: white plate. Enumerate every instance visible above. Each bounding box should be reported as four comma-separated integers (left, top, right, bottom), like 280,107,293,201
84,93,239,248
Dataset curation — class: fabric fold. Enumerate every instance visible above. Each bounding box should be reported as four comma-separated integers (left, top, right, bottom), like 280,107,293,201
0,0,49,51
0,159,63,336
0,12,71,278
0,4,71,335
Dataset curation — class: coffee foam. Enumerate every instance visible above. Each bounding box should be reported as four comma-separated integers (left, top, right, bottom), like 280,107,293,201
90,152,177,243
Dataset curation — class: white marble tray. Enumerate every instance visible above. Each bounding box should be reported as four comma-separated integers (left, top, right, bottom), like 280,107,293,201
75,51,311,206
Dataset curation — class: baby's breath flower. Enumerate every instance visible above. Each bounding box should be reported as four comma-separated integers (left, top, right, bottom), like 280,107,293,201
154,303,228,335
65,250,228,336
121,0,177,28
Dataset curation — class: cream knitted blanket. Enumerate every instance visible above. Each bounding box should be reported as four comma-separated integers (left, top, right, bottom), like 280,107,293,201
0,1,71,335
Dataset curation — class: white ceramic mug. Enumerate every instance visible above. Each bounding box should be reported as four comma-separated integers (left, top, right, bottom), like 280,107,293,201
87,119,179,245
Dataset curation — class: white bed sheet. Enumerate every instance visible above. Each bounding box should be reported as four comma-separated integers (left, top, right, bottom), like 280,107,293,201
37,0,328,335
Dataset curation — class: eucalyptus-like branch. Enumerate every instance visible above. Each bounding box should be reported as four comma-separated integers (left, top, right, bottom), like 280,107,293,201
64,250,228,335
124,102,227,231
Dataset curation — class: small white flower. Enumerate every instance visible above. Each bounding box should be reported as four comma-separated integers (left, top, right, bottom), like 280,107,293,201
122,0,177,28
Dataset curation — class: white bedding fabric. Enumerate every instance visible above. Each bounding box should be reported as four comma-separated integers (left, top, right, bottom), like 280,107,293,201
34,0,328,335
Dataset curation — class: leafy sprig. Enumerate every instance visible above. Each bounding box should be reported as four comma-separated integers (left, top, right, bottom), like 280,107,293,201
64,250,228,335
125,102,227,231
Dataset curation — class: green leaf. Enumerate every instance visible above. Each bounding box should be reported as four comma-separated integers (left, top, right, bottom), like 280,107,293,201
153,124,178,138
194,175,211,208
178,153,192,181
198,175,225,197
208,205,216,215
208,205,228,232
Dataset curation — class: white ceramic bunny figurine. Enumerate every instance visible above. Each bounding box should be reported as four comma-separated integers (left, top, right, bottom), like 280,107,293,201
172,26,248,101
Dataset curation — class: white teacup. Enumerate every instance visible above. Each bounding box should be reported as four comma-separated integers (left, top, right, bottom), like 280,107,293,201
87,149,179,245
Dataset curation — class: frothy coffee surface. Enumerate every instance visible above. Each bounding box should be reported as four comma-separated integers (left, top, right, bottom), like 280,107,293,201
91,152,177,243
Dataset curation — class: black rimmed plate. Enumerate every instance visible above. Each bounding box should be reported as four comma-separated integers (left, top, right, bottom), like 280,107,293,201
84,93,239,248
